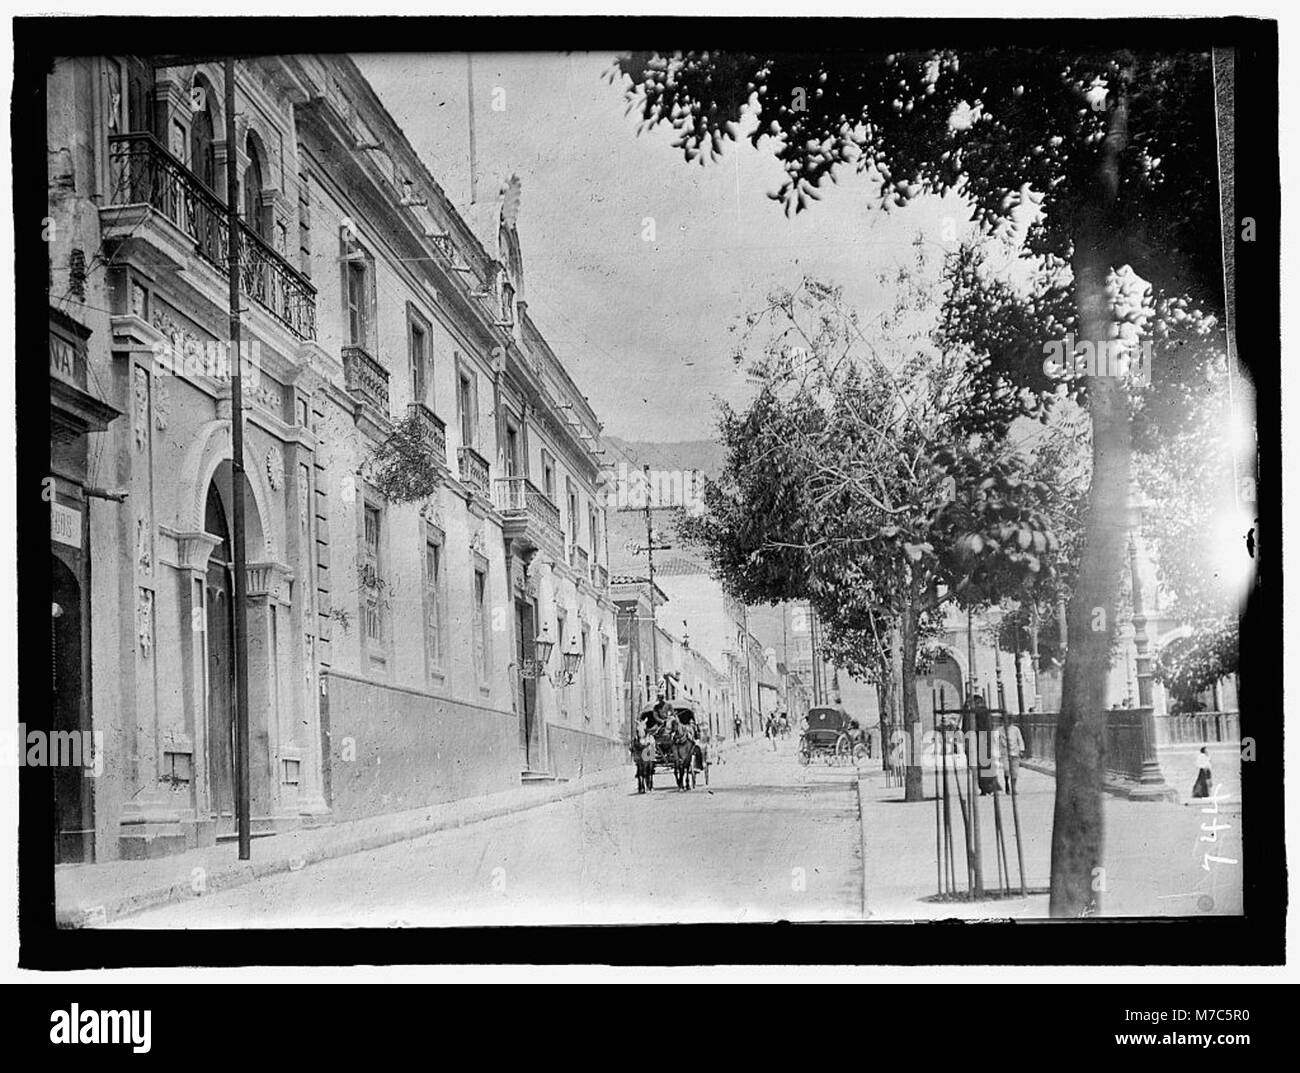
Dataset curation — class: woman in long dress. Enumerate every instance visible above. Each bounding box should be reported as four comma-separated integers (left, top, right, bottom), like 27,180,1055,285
1191,746,1213,799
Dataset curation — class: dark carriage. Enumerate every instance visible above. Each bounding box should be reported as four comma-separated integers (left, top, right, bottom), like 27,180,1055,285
798,706,868,767
638,699,710,788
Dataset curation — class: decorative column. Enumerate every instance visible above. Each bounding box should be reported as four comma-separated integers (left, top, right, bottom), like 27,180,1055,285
1127,490,1176,801
244,560,294,823
161,527,221,838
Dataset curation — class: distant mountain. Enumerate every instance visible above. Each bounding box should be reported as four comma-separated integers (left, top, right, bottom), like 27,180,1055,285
601,437,726,576
601,437,728,480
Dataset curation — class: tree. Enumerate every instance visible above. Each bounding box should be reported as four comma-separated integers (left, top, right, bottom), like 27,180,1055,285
613,47,1225,915
363,410,446,505
682,271,1061,801
1136,357,1247,705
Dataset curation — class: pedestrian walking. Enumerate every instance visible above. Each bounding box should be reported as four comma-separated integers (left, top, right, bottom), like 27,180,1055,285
1192,746,1213,799
766,714,777,751
733,714,742,741
1000,719,1025,793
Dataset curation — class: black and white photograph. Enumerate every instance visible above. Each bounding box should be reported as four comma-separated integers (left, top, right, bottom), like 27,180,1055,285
7,6,1288,1002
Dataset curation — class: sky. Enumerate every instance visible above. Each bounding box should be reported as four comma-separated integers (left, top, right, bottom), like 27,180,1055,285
352,51,961,442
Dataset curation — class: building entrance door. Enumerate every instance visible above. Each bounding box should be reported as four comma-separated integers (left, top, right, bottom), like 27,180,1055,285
52,553,94,863
516,598,539,770
204,483,237,837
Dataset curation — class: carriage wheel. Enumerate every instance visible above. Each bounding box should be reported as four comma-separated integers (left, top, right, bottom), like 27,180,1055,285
798,744,810,766
852,742,868,765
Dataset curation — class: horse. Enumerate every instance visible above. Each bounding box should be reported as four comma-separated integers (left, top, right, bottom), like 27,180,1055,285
632,726,657,793
666,715,696,790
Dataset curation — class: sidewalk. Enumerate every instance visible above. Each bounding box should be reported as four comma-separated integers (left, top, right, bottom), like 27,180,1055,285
58,763,632,927
57,733,772,928
857,762,1243,920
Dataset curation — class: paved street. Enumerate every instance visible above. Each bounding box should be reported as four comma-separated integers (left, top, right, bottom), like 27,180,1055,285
102,732,1243,928
110,739,864,927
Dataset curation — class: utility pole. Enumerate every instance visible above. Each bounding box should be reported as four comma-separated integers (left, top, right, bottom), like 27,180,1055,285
618,465,673,699
644,465,660,694
224,58,252,861
809,605,821,705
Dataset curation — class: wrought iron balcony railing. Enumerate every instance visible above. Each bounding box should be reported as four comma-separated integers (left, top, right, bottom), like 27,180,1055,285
342,344,389,417
457,445,491,494
408,402,448,469
107,132,317,341
494,477,563,543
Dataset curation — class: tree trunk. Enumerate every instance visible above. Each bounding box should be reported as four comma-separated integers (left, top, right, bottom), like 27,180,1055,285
901,603,925,801
1049,236,1131,918
1047,63,1135,919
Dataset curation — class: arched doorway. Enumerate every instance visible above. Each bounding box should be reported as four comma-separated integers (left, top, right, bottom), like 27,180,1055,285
243,133,268,241
52,554,93,862
204,481,238,835
917,649,966,725
189,76,217,190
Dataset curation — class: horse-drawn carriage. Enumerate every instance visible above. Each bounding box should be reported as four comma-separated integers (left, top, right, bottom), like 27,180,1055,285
635,699,710,791
798,706,869,767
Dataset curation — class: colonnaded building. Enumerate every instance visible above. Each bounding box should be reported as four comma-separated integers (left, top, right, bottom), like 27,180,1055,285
47,54,624,862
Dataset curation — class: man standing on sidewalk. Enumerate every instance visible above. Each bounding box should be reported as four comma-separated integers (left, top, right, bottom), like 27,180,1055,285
1000,718,1025,794
733,714,742,741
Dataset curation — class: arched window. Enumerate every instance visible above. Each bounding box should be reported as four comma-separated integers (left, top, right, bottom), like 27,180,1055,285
189,77,216,190
243,134,267,240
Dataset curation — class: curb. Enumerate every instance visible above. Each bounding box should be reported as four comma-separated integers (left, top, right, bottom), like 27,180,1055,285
856,771,870,921
58,764,630,928
1017,758,1180,802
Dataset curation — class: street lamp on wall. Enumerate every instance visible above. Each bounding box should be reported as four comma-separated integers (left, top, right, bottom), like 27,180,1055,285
556,634,583,687
521,624,554,680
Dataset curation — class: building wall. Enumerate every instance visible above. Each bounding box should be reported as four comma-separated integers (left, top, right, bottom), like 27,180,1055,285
46,53,624,859
323,670,517,820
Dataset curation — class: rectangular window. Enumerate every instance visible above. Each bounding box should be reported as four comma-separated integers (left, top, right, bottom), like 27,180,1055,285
601,638,611,725
588,505,600,558
505,421,520,477
363,505,382,644
457,362,477,446
423,537,444,676
347,260,367,347
410,321,427,404
170,118,188,165
581,626,591,721
541,450,556,501
472,566,490,685
566,479,579,553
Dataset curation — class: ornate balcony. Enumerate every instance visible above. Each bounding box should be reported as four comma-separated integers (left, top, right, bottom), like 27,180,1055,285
571,544,590,580
408,402,448,470
593,563,610,592
457,445,491,495
494,476,563,556
106,132,317,340
342,344,389,419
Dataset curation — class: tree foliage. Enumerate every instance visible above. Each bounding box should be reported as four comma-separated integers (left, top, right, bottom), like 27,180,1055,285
1137,357,1247,698
613,48,1221,307
363,411,445,505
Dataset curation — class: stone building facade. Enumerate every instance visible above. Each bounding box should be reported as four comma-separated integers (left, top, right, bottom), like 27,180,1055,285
46,54,622,862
